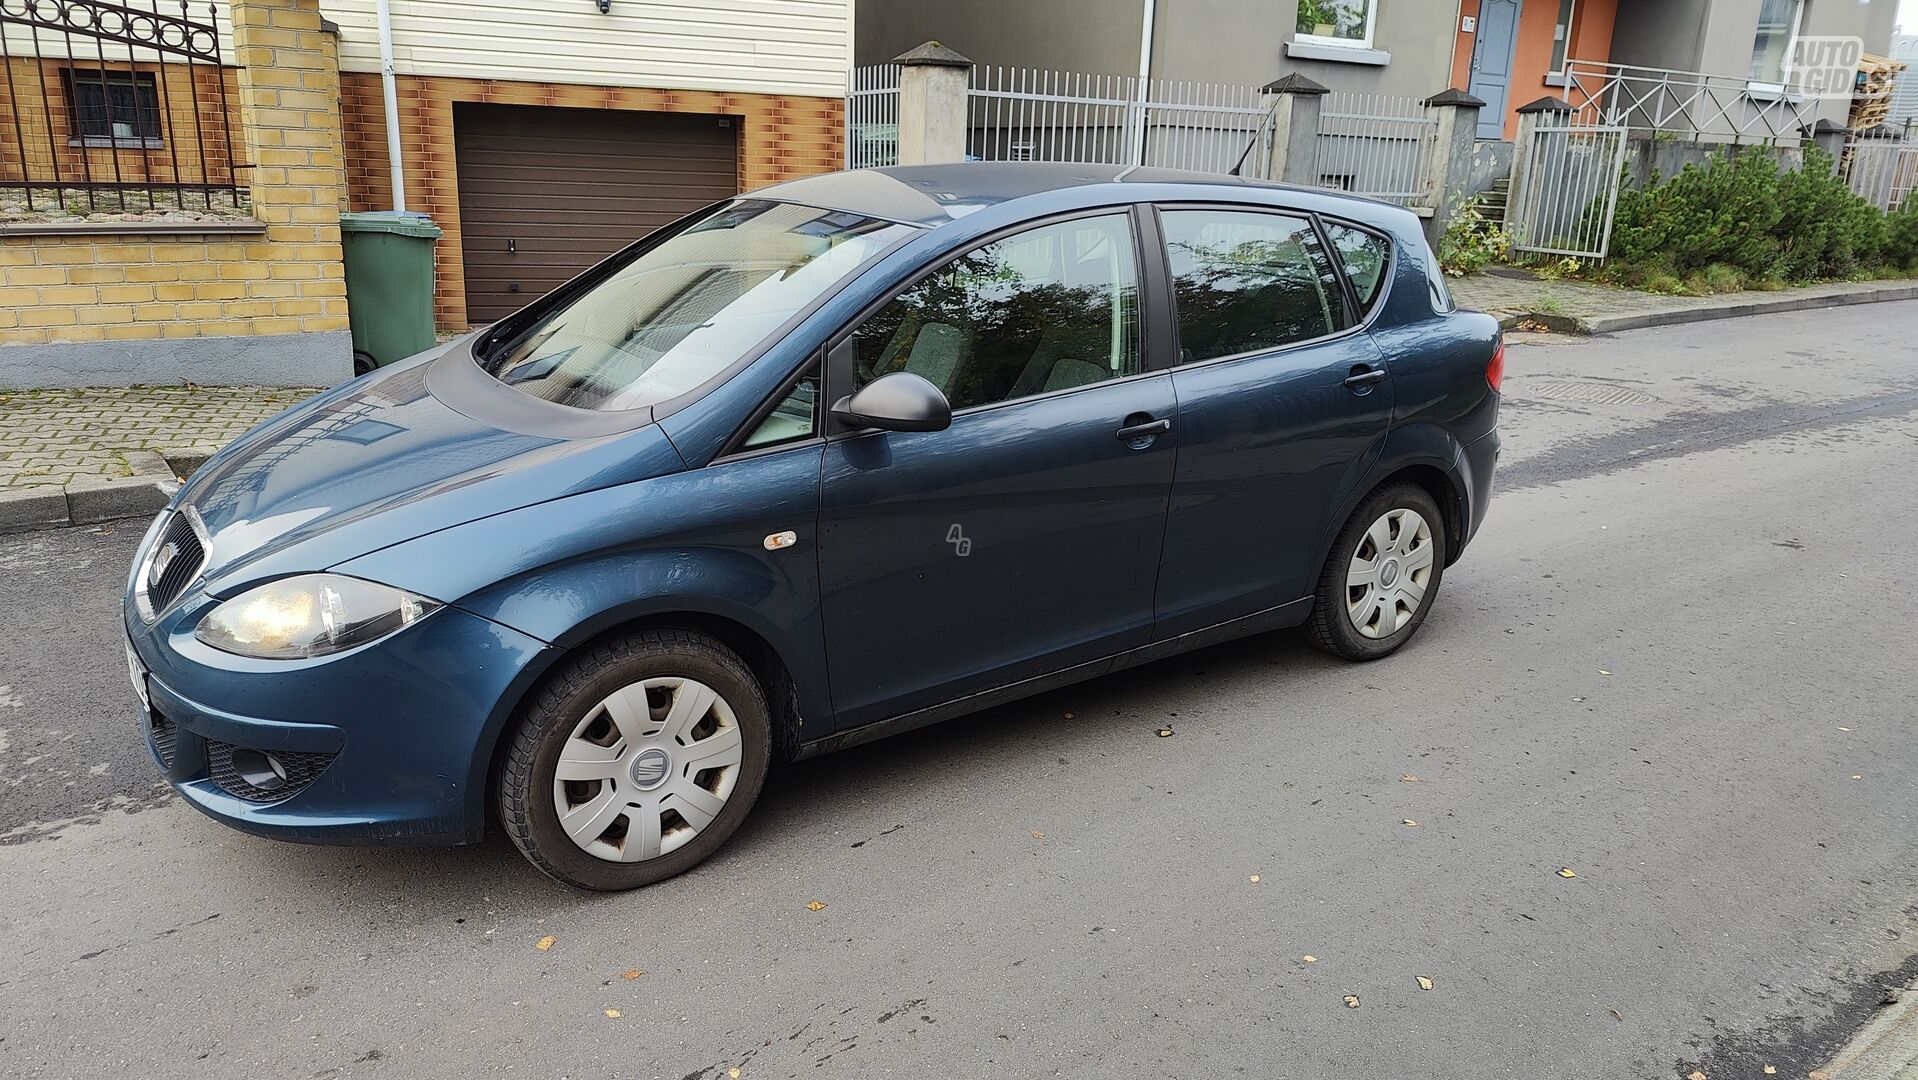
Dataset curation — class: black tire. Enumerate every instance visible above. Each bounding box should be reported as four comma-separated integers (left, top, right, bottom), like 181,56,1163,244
1306,483,1448,662
352,351,378,377
498,629,772,891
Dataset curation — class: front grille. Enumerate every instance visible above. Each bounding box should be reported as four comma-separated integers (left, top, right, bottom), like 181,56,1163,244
137,509,209,620
206,740,336,803
149,712,177,768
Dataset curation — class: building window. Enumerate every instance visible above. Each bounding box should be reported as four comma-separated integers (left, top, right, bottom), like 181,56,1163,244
62,69,163,148
1296,0,1376,50
1548,0,1579,75
1748,0,1804,88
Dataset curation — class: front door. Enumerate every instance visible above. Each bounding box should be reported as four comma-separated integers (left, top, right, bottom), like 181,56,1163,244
1150,207,1396,639
1469,0,1525,139
818,210,1177,729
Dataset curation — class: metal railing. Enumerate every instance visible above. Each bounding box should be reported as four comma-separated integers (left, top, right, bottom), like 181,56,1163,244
1842,123,1918,212
846,62,899,169
0,0,245,214
1508,111,1629,260
1315,91,1437,207
1559,61,1818,145
965,66,1272,177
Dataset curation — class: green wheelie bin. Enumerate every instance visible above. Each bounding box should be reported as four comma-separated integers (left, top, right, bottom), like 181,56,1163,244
338,211,443,374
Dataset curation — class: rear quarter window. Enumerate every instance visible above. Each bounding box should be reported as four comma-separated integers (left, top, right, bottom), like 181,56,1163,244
1321,221,1392,317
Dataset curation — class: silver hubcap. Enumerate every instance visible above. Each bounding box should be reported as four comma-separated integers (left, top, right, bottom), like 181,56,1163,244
1346,507,1435,640
552,676,744,863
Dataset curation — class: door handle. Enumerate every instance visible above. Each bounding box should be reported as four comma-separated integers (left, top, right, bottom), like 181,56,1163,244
1115,418,1172,442
1344,367,1386,391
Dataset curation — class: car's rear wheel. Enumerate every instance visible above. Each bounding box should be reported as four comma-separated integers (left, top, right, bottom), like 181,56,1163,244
1306,484,1446,661
498,629,771,891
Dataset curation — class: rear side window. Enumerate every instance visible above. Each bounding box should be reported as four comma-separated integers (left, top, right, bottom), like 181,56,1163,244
1160,209,1348,363
1322,221,1391,316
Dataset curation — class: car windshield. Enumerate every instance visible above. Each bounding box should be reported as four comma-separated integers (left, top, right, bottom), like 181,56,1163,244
477,200,912,411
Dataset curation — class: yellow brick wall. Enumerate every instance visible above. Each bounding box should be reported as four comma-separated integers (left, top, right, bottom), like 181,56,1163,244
0,0,348,351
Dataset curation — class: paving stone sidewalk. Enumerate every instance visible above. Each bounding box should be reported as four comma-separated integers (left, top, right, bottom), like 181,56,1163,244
1451,269,1918,334
0,385,317,532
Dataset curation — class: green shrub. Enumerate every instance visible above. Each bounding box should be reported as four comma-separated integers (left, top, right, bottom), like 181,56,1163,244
1437,196,1511,277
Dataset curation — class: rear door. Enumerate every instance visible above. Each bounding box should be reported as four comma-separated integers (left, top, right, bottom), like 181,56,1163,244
816,209,1179,729
1150,206,1396,639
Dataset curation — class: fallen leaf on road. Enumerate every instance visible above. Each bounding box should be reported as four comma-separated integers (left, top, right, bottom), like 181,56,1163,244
1811,1070,1831,1079
1402,819,1419,827
604,1009,622,1018
535,935,556,951
1400,773,1421,782
1030,830,1045,839
622,969,644,980
1608,1007,1624,1022
1303,955,1318,963
1853,775,1863,780
1687,1071,1705,1080
1343,995,1360,1008
730,1070,742,1079
1599,670,1613,676
806,901,827,912
1572,696,1585,702
1249,875,1261,882
1416,976,1433,990
1837,726,1851,732
1557,868,1578,879
1157,727,1175,737
1762,1067,1775,1075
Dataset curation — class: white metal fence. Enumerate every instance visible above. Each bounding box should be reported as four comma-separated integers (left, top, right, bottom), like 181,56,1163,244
964,66,1273,176
1842,127,1918,212
847,63,901,169
1315,92,1438,207
1507,114,1630,260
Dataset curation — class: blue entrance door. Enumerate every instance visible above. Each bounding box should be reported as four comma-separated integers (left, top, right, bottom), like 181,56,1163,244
1469,0,1524,139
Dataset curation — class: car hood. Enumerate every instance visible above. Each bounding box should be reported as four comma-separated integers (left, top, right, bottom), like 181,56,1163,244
179,346,686,596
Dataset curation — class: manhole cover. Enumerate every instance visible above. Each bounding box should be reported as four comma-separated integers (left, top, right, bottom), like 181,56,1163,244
1517,380,1659,406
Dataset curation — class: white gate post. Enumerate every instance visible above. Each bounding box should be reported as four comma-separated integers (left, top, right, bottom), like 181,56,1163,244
893,41,972,166
1421,88,1486,242
1261,73,1328,185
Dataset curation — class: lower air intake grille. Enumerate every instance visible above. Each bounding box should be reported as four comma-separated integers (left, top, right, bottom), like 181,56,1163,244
149,713,176,768
206,741,335,803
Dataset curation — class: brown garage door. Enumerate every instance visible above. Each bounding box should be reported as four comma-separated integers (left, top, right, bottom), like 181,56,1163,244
453,102,739,325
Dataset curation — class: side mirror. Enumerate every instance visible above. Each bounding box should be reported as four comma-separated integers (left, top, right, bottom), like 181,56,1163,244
830,372,952,433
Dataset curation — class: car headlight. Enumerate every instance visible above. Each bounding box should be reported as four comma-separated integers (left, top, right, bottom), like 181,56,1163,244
195,574,440,659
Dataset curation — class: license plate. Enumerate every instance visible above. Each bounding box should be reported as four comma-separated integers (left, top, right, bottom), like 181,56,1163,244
126,640,150,712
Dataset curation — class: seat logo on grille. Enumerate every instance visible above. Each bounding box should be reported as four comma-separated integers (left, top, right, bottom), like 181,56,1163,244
148,541,179,591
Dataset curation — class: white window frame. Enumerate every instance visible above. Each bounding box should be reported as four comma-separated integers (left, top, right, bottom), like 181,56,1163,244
1295,0,1379,51
1546,0,1580,77
1746,0,1807,96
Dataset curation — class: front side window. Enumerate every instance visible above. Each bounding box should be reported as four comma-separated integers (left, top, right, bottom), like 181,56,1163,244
1749,0,1803,85
63,69,162,146
1162,209,1348,363
739,369,819,450
850,213,1141,411
1296,0,1376,49
1322,221,1392,317
480,200,912,412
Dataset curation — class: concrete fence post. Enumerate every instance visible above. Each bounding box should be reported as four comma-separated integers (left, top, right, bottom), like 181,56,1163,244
894,41,972,166
1507,96,1573,243
1261,74,1328,185
1421,88,1486,243
1806,118,1848,171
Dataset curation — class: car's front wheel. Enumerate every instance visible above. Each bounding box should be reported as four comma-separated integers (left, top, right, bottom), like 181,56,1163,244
498,629,772,890
1306,484,1447,661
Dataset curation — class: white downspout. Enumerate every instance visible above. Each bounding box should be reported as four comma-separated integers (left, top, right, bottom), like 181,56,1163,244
1131,0,1157,165
376,0,406,211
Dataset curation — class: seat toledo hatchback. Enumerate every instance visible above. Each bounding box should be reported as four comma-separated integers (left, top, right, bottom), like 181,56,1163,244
124,164,1501,890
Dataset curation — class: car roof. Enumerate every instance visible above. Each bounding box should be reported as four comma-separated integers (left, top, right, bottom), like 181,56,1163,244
753,162,1411,231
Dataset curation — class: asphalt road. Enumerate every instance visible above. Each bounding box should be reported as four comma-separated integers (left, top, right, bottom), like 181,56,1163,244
3,305,1917,1080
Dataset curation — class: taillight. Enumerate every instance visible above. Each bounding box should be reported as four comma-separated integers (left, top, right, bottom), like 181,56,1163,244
1486,337,1505,393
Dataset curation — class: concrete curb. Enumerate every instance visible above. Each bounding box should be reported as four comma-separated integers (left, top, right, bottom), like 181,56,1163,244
0,449,182,536
1494,283,1918,336
1823,978,1918,1080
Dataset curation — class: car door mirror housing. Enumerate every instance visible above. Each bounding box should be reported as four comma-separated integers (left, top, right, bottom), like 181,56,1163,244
830,372,952,433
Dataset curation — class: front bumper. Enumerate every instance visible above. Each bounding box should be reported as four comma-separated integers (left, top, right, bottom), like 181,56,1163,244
127,593,554,845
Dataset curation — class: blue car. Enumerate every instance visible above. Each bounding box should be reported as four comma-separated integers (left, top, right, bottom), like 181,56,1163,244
124,164,1501,890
